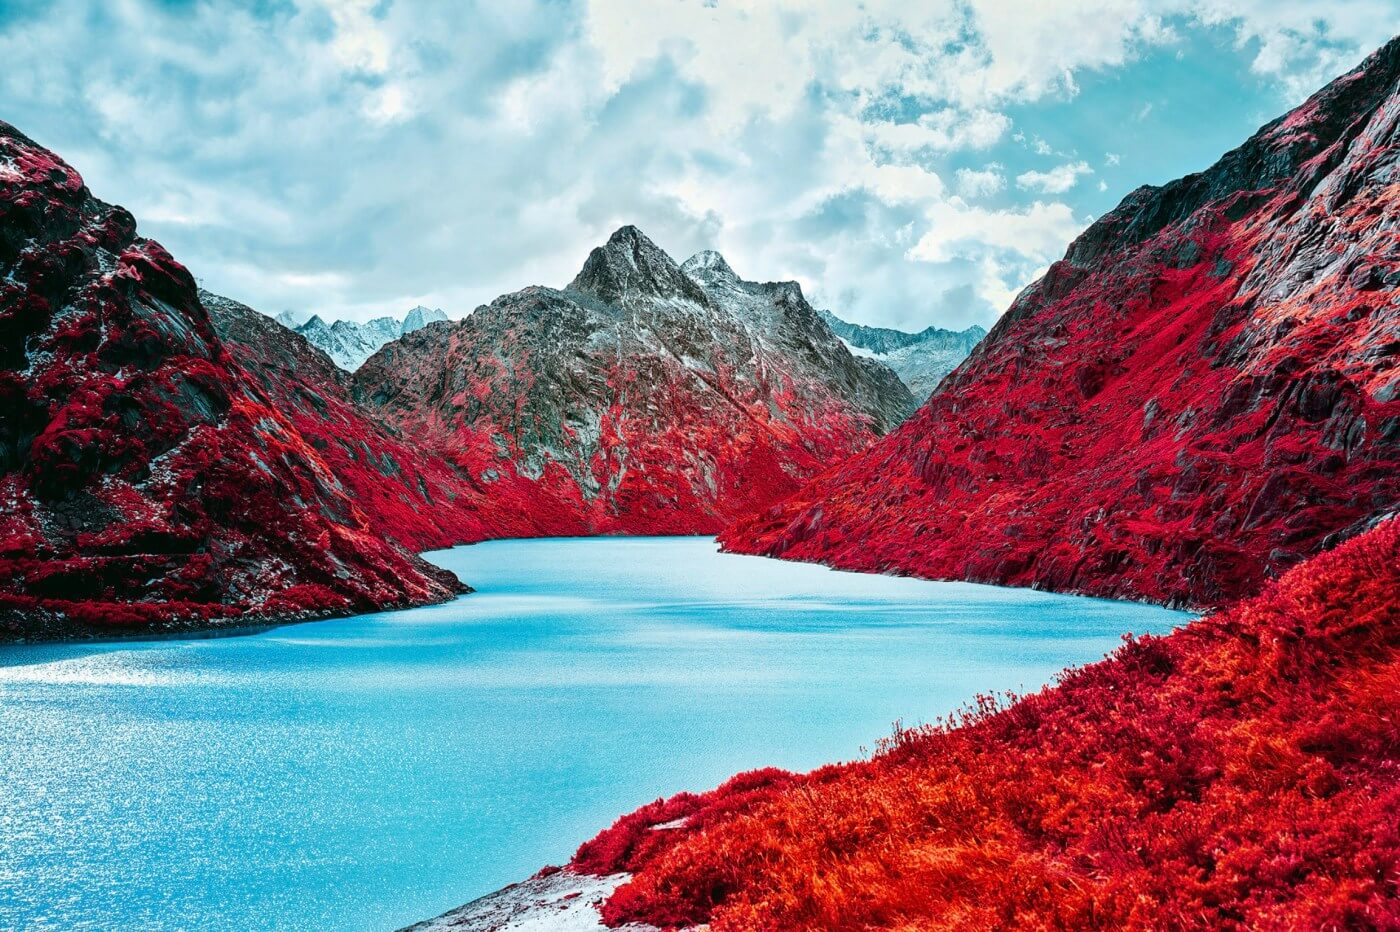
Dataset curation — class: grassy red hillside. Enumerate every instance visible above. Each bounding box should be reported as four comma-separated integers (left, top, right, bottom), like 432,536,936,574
723,38,1400,610
0,123,469,639
572,515,1399,930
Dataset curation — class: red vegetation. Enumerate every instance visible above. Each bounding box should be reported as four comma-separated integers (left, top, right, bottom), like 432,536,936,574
724,39,1400,610
575,516,1400,930
0,122,466,639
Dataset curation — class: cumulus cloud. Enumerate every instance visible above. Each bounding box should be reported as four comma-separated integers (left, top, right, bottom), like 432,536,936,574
956,165,1008,198
1016,161,1095,194
0,0,1388,331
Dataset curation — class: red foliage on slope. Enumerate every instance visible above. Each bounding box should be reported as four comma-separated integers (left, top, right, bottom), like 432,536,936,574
204,291,523,549
575,516,1400,930
0,122,465,640
724,39,1400,610
354,229,914,536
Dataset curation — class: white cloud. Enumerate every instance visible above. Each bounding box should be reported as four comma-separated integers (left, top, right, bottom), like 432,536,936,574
1105,152,1121,165
908,200,1086,265
955,164,1007,198
1016,161,1094,194
0,0,1388,334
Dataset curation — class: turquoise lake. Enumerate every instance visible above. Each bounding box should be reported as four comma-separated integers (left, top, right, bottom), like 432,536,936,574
0,537,1190,930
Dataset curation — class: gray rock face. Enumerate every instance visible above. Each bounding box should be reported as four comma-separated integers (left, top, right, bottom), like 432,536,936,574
819,309,986,399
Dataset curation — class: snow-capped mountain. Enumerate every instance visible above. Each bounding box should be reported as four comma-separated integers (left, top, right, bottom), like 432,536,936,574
725,36,1400,610
293,305,449,370
353,226,914,535
819,309,986,399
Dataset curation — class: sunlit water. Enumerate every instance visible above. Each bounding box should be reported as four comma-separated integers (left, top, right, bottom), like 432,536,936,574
0,537,1190,930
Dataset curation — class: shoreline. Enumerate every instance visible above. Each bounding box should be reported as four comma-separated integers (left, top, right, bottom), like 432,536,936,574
0,586,471,647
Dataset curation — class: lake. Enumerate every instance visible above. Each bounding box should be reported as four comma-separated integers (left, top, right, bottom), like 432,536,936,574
0,537,1190,930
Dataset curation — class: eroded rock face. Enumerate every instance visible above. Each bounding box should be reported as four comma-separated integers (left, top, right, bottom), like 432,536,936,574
354,227,915,535
723,39,1400,609
0,122,465,639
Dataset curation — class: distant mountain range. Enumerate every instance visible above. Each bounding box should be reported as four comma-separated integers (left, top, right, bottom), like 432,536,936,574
279,305,449,371
819,310,986,399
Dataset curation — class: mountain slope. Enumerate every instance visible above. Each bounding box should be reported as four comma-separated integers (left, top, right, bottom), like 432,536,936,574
576,514,1400,930
295,305,449,371
354,228,914,536
202,291,527,550
0,122,466,640
820,309,987,398
725,38,1400,610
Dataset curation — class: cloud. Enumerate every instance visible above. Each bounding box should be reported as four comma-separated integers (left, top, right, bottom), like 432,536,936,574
1016,161,1094,194
955,165,1008,198
0,0,1388,334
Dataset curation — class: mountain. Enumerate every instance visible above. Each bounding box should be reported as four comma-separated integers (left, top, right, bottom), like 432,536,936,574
274,308,311,328
402,304,448,333
820,309,987,398
353,227,915,535
0,121,468,640
723,37,1400,610
293,305,449,371
200,291,533,550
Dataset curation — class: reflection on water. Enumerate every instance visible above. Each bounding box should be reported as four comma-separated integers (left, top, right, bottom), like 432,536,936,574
0,537,1190,931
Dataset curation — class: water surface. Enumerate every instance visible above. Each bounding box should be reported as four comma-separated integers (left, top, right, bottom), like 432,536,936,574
0,537,1189,930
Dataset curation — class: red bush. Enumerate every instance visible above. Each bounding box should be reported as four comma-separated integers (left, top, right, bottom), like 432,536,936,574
576,519,1400,930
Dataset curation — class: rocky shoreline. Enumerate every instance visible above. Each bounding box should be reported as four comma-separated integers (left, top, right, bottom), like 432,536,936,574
404,870,661,932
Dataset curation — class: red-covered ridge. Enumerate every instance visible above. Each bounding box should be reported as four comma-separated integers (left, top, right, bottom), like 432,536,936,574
0,122,469,640
203,291,535,549
354,228,914,536
576,515,1399,930
724,39,1400,610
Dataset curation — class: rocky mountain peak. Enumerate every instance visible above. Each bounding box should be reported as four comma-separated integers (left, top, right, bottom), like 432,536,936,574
403,305,448,333
681,250,738,284
568,225,710,306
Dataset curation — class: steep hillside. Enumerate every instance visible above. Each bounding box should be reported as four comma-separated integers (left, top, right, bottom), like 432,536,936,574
726,39,1400,609
354,228,914,535
820,309,987,398
203,291,527,549
576,515,1400,930
0,122,466,640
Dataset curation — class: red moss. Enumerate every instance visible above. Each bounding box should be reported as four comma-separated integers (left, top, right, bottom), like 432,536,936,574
578,518,1400,930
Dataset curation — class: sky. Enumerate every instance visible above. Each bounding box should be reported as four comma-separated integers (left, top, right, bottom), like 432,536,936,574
0,2,1396,331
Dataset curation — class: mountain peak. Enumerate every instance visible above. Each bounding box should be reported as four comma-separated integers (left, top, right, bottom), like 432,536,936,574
402,305,448,333
681,250,738,284
568,225,709,306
